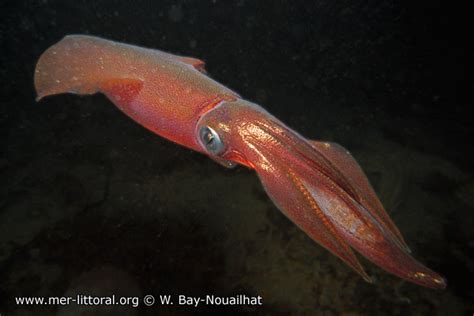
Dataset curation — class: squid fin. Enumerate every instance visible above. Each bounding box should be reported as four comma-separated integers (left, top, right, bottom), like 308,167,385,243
177,56,207,73
34,35,145,101
99,78,144,106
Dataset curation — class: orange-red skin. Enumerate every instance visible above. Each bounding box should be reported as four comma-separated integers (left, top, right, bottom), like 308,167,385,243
35,35,240,152
34,35,447,289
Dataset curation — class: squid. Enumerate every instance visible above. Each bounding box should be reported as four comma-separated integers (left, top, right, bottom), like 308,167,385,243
34,35,446,289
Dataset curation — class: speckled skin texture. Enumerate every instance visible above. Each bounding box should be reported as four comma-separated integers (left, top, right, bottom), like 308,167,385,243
35,36,445,289
35,35,239,151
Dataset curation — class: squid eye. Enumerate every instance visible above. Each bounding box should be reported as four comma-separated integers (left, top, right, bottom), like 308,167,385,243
199,126,225,155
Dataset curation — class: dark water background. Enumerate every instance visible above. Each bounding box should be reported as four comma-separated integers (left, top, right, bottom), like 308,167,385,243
1,1,473,315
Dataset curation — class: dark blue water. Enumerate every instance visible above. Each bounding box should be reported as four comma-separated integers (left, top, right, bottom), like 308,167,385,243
1,1,472,315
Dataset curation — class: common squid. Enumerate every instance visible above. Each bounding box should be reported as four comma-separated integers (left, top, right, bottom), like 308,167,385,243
34,35,446,289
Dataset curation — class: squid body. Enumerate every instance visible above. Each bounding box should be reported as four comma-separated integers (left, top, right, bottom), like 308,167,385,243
34,35,446,289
